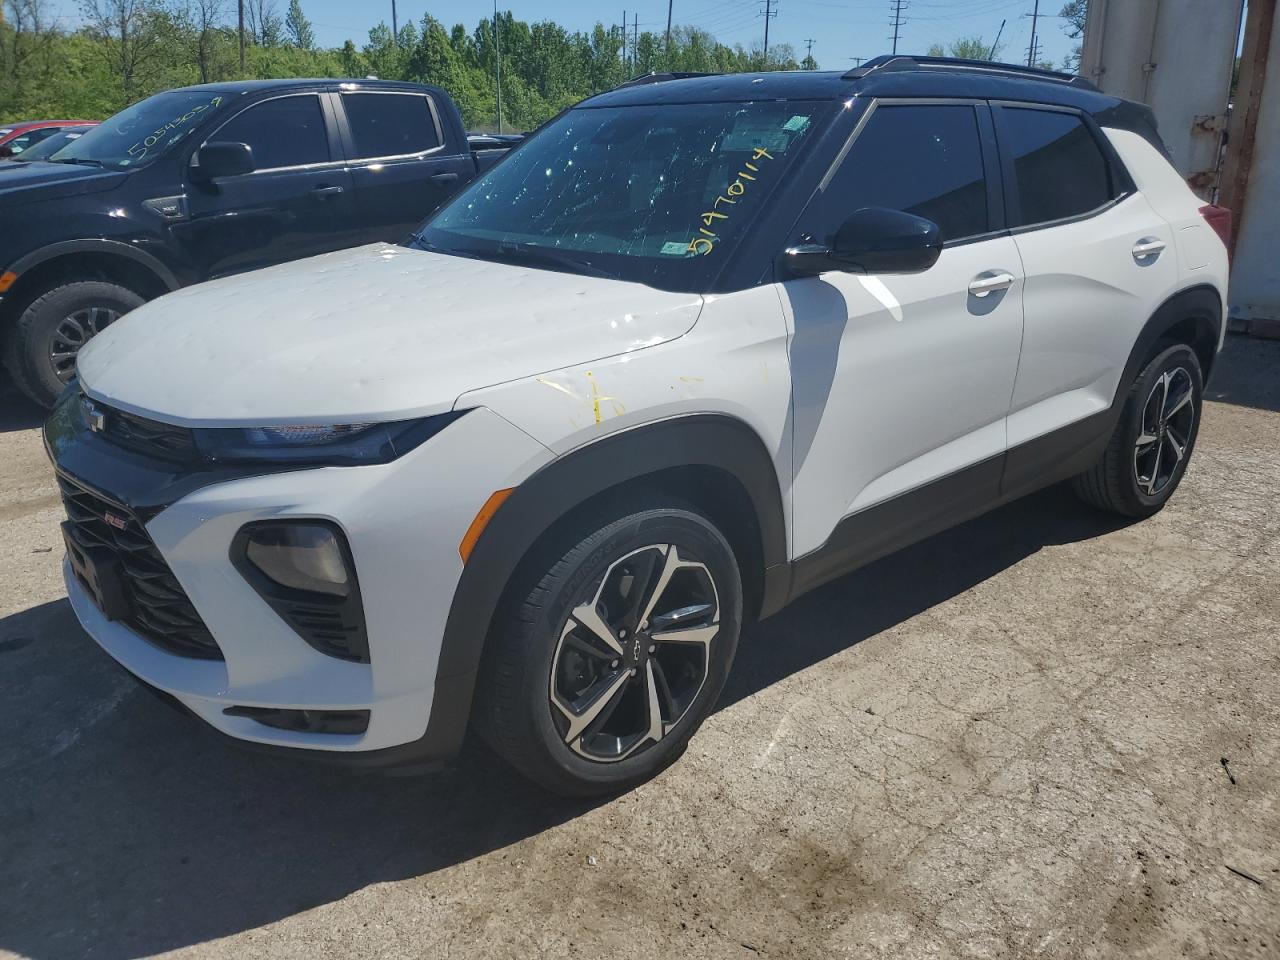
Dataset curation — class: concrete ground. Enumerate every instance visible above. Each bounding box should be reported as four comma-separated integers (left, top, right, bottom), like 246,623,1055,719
1,340,1277,960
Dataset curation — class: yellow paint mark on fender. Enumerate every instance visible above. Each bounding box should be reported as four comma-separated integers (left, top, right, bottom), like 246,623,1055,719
585,372,623,426
535,377,581,400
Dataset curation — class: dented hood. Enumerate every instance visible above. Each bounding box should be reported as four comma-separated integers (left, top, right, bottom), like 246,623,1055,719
77,243,703,427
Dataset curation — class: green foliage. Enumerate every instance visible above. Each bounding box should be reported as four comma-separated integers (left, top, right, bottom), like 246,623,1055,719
0,1,801,130
927,36,998,61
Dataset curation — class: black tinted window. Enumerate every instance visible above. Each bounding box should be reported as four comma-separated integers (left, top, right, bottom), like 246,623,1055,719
811,104,988,243
214,95,330,170
1002,108,1114,225
342,93,440,159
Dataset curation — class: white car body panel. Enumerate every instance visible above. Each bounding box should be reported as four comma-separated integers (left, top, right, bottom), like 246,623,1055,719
75,243,703,427
66,407,551,751
780,237,1025,556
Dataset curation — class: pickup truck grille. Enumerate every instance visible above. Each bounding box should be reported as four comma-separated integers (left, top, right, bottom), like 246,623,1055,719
58,472,222,661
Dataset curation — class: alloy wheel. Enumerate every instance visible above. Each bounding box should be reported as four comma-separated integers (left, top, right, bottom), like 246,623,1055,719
50,306,120,382
549,543,720,763
1133,365,1195,497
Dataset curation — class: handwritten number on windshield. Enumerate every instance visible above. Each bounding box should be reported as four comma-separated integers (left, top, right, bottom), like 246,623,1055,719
125,96,223,162
687,147,774,256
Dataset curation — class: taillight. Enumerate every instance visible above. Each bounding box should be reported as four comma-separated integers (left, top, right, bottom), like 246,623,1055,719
1199,204,1232,249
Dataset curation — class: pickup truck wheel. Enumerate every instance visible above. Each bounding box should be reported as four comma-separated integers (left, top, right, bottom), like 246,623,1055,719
1073,343,1203,517
476,502,742,797
5,280,144,407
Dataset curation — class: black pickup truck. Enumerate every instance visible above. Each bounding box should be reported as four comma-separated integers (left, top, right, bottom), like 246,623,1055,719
0,79,516,405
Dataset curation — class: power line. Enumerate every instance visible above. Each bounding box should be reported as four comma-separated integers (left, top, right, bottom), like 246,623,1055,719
889,0,907,55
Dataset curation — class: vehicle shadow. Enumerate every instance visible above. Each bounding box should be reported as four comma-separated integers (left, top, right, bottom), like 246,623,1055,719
1204,333,1280,413
0,485,1132,959
0,383,44,433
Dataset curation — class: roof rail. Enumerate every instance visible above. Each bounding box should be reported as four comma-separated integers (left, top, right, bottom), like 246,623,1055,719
843,55,1098,91
616,71,721,88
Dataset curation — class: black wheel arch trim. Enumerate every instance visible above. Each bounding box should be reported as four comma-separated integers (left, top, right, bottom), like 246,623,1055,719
1121,283,1222,386
422,413,789,763
6,239,181,294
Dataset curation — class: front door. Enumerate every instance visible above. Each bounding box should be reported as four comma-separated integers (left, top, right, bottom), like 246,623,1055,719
781,101,1025,562
177,92,356,280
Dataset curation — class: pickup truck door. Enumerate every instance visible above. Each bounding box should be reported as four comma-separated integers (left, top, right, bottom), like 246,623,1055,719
176,92,357,280
781,101,1024,566
334,90,476,244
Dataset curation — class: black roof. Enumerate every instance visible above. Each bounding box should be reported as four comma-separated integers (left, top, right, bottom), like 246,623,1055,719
583,55,1119,114
172,78,445,98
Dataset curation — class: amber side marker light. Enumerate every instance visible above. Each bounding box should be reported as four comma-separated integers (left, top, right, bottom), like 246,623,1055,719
0,271,17,293
460,488,514,563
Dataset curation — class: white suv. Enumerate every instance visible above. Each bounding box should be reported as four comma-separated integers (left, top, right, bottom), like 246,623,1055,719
46,57,1230,795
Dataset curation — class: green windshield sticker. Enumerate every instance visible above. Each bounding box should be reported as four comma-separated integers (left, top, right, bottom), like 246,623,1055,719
783,115,811,133
660,240,690,256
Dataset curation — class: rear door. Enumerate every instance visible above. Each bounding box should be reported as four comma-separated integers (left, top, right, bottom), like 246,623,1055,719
781,100,1025,561
335,90,475,244
178,91,356,280
995,103,1179,485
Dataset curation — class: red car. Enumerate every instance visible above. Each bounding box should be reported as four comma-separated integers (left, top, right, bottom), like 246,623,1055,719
0,120,97,157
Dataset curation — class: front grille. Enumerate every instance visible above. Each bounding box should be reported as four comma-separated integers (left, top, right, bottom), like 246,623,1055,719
58,473,223,660
102,406,197,461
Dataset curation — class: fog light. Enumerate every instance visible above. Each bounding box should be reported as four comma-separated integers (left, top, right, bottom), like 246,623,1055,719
232,520,370,663
244,523,351,597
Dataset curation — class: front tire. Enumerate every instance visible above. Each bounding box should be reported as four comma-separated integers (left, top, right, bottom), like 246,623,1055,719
476,501,743,797
1073,343,1204,517
4,280,144,407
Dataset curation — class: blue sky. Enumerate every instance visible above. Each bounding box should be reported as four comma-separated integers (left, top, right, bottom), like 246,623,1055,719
45,0,1080,71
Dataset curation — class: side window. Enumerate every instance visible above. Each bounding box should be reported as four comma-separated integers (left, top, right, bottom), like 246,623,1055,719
809,104,989,244
341,93,441,160
1001,108,1115,226
213,95,331,171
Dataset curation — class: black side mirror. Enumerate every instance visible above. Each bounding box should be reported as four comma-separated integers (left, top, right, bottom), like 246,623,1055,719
784,207,942,276
190,141,255,180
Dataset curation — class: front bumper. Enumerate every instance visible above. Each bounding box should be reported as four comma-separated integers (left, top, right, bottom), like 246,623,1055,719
55,406,551,762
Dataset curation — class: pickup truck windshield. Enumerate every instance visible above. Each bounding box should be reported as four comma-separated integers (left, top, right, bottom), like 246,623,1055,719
48,89,230,170
414,100,827,291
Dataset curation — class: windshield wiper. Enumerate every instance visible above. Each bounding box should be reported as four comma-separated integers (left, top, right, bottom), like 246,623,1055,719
491,244,616,280
49,157,105,168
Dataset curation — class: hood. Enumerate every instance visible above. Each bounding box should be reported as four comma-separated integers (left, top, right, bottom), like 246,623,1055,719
0,162,126,205
78,243,704,426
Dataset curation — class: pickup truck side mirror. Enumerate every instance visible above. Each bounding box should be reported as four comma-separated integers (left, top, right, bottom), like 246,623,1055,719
190,141,255,181
784,207,942,276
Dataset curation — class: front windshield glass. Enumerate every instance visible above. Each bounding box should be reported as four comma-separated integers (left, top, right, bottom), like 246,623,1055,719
414,100,827,291
49,89,230,170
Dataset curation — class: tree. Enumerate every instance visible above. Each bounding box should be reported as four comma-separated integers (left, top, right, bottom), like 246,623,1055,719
1060,0,1087,70
928,36,998,61
179,0,227,83
80,0,167,101
245,0,281,46
284,0,312,50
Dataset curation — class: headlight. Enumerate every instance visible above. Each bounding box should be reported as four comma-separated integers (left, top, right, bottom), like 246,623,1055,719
194,410,468,466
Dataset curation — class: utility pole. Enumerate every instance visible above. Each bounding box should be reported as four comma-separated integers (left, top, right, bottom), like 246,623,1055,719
622,10,627,74
633,12,639,71
665,0,673,49
988,18,1005,61
762,0,777,66
238,0,245,72
889,0,906,56
392,0,398,45
803,37,815,64
1026,0,1040,67
494,0,503,133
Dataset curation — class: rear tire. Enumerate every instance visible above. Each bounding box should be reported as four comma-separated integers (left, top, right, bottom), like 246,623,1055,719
1073,343,1203,517
4,280,144,407
475,500,742,797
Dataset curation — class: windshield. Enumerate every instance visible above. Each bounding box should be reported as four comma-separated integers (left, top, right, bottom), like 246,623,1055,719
49,89,230,170
19,128,89,162
413,100,827,291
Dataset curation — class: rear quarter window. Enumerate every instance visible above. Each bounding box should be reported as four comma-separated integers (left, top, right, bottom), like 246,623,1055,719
1000,107,1116,226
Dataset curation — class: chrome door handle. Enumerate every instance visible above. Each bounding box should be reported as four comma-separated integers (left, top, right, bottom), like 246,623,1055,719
311,184,345,197
1132,237,1166,259
967,272,1015,297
